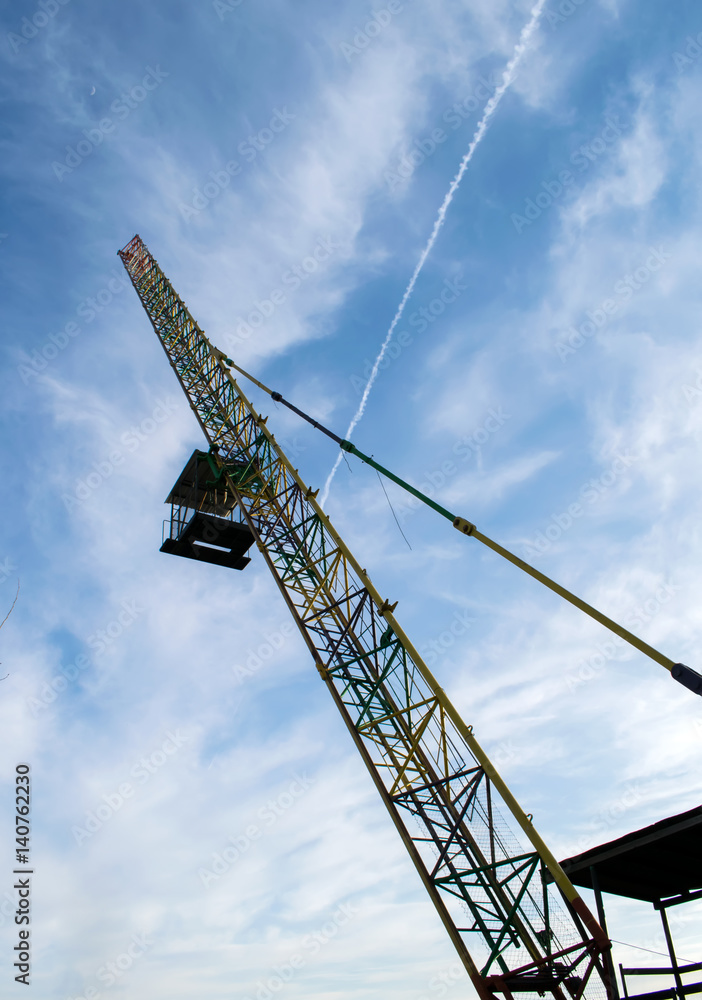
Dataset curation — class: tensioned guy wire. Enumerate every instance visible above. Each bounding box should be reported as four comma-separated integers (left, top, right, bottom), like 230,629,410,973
215,351,702,698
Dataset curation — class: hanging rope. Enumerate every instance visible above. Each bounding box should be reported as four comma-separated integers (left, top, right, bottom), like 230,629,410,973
377,469,412,551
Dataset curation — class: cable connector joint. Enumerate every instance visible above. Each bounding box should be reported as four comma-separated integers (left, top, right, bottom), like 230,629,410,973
453,517,476,536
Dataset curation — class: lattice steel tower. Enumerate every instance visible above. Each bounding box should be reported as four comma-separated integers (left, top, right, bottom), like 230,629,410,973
119,234,615,1000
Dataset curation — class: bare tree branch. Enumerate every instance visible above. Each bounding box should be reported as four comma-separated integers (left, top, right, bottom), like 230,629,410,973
0,579,20,680
0,579,20,632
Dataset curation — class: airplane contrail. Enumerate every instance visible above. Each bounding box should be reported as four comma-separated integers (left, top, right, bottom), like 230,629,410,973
320,0,546,506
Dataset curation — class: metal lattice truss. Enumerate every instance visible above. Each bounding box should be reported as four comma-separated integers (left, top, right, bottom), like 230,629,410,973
119,235,613,1000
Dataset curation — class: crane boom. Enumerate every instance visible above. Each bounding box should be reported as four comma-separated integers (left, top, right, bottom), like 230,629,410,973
119,234,613,1000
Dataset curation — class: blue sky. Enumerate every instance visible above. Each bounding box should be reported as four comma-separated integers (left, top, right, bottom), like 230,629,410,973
1,0,701,996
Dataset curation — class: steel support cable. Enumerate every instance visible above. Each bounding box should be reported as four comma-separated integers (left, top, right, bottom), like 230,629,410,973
218,353,701,697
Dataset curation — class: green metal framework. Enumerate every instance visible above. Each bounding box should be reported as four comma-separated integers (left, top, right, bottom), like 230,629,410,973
119,234,613,1000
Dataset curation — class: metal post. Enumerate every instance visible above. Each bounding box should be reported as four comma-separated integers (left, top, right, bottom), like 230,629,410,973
618,964,629,998
589,865,619,1000
657,899,685,1000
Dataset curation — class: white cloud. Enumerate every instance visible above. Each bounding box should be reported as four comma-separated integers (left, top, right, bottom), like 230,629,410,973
3,3,702,998
558,84,669,236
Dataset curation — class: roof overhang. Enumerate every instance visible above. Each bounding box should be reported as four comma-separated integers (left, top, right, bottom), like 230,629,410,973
557,805,702,903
